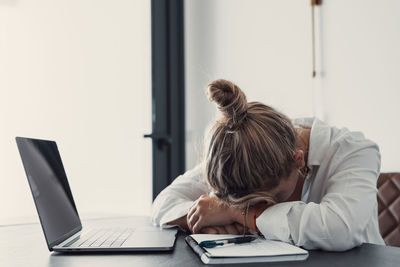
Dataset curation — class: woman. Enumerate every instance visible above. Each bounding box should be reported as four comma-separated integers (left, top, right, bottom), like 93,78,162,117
151,79,384,251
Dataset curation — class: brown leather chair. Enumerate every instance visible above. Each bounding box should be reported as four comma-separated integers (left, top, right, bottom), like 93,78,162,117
377,173,400,246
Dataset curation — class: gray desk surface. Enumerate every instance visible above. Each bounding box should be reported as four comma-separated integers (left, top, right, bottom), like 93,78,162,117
1,216,400,267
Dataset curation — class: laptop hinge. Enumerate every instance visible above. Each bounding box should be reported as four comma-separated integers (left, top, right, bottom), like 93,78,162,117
49,225,82,250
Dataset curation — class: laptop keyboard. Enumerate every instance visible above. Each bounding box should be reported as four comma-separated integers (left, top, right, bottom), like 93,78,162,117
63,228,134,248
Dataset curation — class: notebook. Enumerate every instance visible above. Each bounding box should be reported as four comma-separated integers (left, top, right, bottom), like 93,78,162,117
185,234,308,264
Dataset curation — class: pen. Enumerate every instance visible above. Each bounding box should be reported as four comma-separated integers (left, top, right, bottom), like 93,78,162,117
199,236,257,248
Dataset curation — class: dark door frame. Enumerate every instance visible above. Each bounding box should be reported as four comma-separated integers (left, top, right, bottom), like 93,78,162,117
146,0,185,200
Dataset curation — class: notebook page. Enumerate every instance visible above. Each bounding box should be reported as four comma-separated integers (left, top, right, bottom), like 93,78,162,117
191,234,307,258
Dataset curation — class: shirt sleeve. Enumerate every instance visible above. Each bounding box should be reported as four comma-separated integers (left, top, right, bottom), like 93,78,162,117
256,138,381,251
151,163,210,228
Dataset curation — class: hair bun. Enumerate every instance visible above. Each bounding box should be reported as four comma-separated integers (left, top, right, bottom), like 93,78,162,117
207,79,248,127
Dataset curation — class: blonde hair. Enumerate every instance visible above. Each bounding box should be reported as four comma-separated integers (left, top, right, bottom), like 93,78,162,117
204,79,297,208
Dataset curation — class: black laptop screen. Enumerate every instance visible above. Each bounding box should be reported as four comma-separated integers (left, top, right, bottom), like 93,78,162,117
16,137,81,248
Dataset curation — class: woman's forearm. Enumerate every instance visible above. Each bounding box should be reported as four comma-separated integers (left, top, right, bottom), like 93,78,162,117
230,203,269,232
230,207,255,231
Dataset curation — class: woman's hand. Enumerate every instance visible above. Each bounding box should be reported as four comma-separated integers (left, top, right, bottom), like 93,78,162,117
187,194,241,234
200,223,245,235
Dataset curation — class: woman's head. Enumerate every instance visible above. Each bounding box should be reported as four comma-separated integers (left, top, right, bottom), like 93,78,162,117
204,79,301,207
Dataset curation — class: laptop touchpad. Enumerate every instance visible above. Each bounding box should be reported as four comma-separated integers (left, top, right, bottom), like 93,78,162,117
122,227,177,248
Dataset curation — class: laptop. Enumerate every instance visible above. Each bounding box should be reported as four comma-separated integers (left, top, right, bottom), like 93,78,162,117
15,137,177,252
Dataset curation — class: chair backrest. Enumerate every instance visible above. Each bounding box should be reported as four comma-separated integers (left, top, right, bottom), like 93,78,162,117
377,173,400,246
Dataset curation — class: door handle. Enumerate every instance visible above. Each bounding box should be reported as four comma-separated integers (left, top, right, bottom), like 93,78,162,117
143,133,171,150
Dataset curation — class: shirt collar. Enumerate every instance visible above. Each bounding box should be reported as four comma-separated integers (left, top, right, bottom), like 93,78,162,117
293,117,331,167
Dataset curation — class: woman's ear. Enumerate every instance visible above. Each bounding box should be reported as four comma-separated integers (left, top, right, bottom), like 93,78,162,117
294,150,305,168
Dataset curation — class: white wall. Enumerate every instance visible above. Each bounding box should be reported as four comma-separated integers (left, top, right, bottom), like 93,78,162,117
185,0,400,172
0,0,152,224
185,0,314,169
319,0,400,171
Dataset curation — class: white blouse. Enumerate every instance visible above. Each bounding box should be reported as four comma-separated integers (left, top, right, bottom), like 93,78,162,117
151,117,385,251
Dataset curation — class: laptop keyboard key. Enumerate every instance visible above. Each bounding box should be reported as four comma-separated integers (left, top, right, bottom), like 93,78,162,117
64,228,135,248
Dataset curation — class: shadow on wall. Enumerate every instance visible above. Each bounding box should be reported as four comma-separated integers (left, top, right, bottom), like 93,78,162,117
185,0,219,170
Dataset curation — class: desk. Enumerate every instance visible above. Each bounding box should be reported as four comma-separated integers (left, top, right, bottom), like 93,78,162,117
1,216,399,267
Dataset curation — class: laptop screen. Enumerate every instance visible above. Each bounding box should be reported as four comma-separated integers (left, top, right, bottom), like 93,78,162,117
16,137,81,248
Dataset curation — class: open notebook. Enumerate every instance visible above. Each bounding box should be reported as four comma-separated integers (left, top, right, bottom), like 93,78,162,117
185,234,308,264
